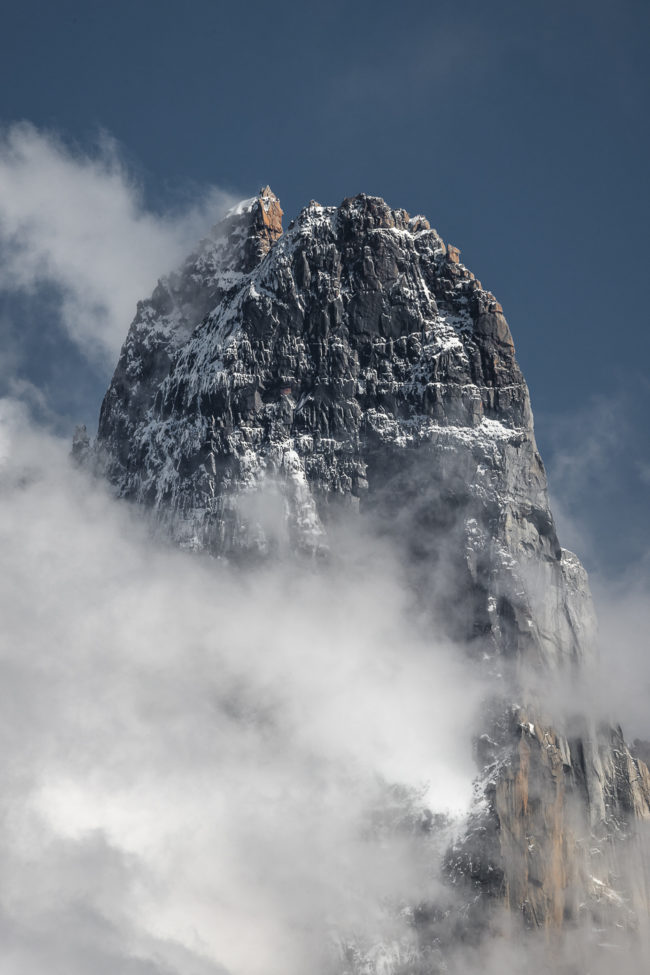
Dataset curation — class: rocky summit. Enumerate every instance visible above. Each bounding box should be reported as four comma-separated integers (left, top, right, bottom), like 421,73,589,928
88,188,650,957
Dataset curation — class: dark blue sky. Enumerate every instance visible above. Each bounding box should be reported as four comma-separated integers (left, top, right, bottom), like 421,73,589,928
1,0,648,572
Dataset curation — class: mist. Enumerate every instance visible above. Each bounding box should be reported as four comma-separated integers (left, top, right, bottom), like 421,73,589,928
542,396,650,745
0,397,489,975
3,402,648,974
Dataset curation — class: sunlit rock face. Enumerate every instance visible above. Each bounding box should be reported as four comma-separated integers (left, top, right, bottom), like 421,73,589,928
93,188,650,950
96,188,586,669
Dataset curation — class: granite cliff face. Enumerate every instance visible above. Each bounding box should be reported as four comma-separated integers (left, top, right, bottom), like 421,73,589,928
91,188,650,955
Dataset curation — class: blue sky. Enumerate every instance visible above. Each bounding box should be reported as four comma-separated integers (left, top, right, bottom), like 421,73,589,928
1,0,648,573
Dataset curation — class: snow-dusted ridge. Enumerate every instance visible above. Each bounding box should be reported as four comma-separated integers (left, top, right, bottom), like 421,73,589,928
85,187,650,951
93,188,573,661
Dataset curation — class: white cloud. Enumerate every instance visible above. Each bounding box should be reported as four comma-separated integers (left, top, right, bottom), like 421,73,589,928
0,123,234,368
0,399,482,975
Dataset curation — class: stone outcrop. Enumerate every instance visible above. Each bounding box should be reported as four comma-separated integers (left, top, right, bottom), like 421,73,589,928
452,706,650,937
96,188,589,670
91,187,650,948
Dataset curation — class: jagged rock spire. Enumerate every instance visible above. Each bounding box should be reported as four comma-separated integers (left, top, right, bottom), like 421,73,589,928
90,191,650,942
245,185,283,266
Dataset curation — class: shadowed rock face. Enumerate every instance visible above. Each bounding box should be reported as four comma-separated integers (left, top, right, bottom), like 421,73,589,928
93,188,650,945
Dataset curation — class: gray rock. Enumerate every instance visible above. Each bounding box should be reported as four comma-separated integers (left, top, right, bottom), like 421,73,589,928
89,187,650,946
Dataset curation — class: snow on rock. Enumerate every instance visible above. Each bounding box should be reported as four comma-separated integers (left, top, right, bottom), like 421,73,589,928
89,187,650,944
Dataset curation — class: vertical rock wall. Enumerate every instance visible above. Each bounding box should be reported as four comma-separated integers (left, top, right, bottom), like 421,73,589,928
92,188,650,941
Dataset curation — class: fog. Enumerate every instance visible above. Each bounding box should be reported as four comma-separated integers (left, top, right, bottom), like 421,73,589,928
3,401,649,974
543,396,650,745
0,398,488,975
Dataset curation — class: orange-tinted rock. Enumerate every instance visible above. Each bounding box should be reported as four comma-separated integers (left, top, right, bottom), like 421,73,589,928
252,185,283,257
489,710,650,932
495,714,578,928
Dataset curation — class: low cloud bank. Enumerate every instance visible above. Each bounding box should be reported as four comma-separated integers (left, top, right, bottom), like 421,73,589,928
3,399,648,974
0,399,483,975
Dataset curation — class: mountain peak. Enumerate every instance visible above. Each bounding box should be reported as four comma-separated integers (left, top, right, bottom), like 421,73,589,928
90,187,650,946
250,184,283,259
